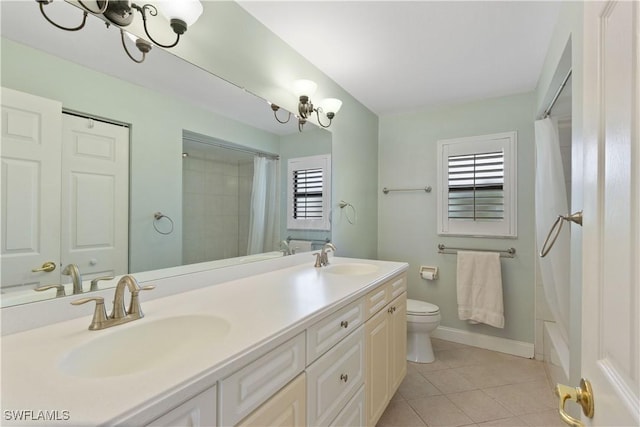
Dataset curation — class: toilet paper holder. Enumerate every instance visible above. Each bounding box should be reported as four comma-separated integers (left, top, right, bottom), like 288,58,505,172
419,265,438,280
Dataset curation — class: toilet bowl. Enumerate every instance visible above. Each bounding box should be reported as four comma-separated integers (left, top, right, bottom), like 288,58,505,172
406,299,441,363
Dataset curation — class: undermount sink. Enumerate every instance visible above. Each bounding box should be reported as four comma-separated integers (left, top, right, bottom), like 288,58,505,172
59,315,230,378
324,263,379,276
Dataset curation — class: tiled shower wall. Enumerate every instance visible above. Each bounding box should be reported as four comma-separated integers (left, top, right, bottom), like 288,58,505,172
183,155,253,265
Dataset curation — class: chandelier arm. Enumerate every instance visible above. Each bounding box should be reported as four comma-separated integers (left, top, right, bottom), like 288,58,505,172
273,109,292,124
77,0,108,14
135,4,181,49
38,2,88,31
120,29,146,64
314,108,332,128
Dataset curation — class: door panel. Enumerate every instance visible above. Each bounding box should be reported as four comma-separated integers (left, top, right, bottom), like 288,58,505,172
580,1,639,425
61,114,129,281
1,87,62,290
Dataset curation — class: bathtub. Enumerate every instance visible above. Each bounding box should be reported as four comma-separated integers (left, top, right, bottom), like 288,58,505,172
543,321,569,386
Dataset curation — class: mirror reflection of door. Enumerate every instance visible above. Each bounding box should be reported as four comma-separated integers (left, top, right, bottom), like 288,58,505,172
1,88,62,291
1,88,129,296
60,113,129,284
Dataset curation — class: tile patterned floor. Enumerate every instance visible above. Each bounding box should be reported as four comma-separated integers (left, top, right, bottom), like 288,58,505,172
377,339,563,427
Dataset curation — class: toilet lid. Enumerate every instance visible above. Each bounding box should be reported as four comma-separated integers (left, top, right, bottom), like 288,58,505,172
407,299,440,315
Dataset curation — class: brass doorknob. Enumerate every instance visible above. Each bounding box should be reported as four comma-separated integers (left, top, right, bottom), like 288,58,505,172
555,378,594,427
31,261,57,273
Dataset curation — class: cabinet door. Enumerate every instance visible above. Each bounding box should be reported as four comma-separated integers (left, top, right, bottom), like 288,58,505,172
365,306,390,427
147,386,216,427
389,294,407,394
238,373,306,427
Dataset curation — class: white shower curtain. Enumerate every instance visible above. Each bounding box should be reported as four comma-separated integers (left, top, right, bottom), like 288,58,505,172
534,118,570,344
247,156,279,255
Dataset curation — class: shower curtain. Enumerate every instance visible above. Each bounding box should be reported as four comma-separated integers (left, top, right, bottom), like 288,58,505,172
534,118,570,344
247,156,279,255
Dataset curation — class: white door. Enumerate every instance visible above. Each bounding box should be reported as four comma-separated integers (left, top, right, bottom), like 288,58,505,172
61,113,129,282
1,87,62,291
576,1,639,425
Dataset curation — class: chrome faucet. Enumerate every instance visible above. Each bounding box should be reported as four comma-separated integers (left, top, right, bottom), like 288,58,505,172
62,264,83,294
314,242,336,267
279,240,292,256
71,275,154,330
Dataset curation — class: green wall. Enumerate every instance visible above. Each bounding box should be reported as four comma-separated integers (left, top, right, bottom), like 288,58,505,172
166,2,380,259
1,38,282,273
378,92,537,345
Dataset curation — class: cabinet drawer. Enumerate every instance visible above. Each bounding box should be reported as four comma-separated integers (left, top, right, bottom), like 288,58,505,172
237,373,306,427
219,333,305,427
306,326,365,426
329,385,364,427
365,273,407,319
388,275,407,300
147,386,216,427
306,299,365,364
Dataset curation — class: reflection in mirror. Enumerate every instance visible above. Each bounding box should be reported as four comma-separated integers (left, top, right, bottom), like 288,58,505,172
0,2,331,308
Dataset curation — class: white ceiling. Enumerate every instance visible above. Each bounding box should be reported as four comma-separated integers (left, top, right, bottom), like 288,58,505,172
237,1,562,115
2,1,562,122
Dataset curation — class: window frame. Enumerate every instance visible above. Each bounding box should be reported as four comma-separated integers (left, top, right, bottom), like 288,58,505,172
287,154,331,231
437,131,517,238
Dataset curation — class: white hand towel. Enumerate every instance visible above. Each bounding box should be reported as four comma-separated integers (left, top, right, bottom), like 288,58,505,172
456,251,505,328
289,240,313,253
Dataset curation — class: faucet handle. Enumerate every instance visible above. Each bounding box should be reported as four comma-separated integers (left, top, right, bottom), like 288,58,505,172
34,284,66,297
128,285,155,318
71,297,108,330
313,252,323,268
90,276,115,292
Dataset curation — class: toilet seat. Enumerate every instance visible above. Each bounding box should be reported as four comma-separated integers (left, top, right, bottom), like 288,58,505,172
407,299,440,315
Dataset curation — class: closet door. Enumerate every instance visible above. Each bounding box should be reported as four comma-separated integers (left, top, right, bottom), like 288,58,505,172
1,87,62,291
61,114,129,282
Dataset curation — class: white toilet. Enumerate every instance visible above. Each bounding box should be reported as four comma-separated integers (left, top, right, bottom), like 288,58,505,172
406,299,441,363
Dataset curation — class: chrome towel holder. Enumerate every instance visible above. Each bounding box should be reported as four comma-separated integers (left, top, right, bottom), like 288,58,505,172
153,212,174,235
539,211,583,257
437,244,516,258
382,186,432,194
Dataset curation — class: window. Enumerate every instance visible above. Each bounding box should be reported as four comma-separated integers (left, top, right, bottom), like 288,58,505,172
437,132,517,237
287,154,331,230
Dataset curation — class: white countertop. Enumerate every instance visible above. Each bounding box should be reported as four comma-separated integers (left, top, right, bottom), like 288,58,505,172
1,257,407,426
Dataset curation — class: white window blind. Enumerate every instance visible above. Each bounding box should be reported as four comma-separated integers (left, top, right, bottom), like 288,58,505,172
293,167,324,219
287,154,331,230
437,132,517,237
448,151,505,221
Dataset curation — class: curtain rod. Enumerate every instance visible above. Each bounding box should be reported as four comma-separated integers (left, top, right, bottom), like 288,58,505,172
182,130,279,160
541,69,572,119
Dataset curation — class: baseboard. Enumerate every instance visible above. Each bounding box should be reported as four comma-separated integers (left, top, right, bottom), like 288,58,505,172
432,326,535,359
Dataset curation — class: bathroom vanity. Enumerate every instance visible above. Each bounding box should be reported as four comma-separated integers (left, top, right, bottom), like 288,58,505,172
1,256,408,426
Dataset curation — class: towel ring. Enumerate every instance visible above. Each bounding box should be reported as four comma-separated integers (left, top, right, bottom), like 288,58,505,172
338,200,357,225
153,212,174,235
540,211,582,257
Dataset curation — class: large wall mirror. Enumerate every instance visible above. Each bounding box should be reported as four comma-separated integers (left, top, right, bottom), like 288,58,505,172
0,2,332,308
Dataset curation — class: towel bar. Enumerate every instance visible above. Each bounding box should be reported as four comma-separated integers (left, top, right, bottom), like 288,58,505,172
437,244,516,258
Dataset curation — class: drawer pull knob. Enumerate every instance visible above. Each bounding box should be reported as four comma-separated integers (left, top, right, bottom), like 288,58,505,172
340,373,348,383
388,307,393,314
340,320,349,328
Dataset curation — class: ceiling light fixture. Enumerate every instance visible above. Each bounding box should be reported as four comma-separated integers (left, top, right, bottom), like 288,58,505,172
36,0,203,63
270,79,342,132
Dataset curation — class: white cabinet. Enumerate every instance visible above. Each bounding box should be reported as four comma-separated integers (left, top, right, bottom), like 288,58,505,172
306,298,365,364
306,326,365,426
219,333,306,427
365,274,407,427
146,386,217,427
330,385,365,427
237,373,306,427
